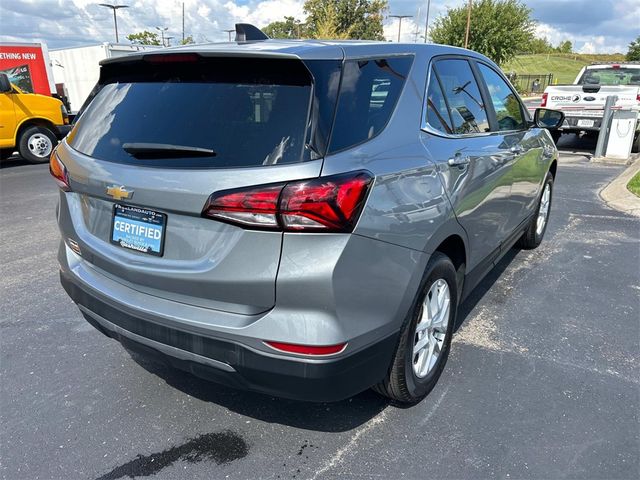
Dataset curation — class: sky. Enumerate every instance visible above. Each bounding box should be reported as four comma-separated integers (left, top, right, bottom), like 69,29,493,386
0,0,637,54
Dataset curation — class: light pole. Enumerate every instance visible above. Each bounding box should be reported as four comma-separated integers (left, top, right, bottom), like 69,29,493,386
464,0,473,49
99,3,128,43
156,26,168,46
389,15,412,43
424,0,431,43
224,29,235,41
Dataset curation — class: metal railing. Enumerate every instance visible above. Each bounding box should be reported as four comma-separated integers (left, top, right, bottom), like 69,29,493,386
504,73,554,94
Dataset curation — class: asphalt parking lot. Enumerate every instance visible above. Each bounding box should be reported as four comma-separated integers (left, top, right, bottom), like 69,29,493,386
1,143,639,480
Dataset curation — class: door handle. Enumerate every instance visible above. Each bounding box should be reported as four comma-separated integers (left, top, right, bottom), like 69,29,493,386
510,145,524,155
448,154,471,168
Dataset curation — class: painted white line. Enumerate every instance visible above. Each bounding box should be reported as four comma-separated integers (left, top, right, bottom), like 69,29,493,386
420,384,450,426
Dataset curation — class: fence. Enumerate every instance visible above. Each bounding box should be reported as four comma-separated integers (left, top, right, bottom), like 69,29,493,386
504,73,554,94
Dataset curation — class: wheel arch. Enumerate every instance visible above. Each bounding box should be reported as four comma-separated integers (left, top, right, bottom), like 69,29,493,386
549,159,558,179
15,118,56,145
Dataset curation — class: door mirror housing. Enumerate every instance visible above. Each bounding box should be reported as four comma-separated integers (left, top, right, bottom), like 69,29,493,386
0,73,12,93
533,108,564,129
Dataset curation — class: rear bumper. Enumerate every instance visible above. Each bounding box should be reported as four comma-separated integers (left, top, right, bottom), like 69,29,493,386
60,270,398,402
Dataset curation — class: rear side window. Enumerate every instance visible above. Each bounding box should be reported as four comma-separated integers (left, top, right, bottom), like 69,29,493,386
434,59,490,135
329,56,414,153
425,67,453,134
68,58,320,169
477,63,526,131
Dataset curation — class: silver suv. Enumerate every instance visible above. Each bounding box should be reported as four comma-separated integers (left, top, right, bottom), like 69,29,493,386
53,29,563,404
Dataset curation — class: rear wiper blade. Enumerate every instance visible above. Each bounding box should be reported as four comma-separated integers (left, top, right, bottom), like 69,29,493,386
122,143,217,159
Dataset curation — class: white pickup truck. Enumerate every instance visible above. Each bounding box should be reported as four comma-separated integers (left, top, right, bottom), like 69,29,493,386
541,62,640,152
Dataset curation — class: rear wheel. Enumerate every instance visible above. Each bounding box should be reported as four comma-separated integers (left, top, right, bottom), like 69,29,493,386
518,172,553,249
373,252,458,404
19,126,56,164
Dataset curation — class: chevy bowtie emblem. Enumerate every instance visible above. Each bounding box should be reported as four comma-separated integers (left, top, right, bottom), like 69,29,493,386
106,185,134,201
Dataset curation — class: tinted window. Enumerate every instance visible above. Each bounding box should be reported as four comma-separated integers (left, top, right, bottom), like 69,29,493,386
425,67,453,134
329,56,414,153
478,63,525,131
578,67,640,85
68,58,318,168
434,59,489,135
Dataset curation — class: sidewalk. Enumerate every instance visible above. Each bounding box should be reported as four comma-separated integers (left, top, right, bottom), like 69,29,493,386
599,156,640,217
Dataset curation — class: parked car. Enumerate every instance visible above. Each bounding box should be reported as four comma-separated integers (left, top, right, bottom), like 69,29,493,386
53,27,563,404
542,61,640,151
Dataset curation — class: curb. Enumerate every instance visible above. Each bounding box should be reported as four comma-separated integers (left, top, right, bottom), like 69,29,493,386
599,156,640,217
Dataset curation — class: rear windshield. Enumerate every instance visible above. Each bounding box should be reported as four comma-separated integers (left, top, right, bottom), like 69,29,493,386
68,57,325,168
578,67,640,86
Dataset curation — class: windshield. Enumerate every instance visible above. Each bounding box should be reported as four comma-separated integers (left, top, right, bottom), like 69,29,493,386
68,57,328,169
578,67,640,86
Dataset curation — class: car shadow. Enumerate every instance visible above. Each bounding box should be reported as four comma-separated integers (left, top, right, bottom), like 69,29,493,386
0,154,33,169
127,351,390,433
455,248,520,332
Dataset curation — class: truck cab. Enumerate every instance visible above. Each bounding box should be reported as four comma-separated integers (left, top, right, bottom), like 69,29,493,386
0,72,71,163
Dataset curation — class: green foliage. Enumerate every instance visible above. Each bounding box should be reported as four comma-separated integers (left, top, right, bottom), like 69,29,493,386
627,36,640,61
429,0,535,65
263,16,308,39
303,0,387,40
126,31,161,46
180,35,195,45
556,40,572,54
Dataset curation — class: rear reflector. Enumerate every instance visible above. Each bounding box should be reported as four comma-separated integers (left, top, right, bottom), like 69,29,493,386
202,171,373,232
541,92,548,107
264,341,347,356
49,152,70,191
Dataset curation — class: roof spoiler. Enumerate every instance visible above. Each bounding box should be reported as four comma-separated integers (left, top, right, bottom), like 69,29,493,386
235,23,269,42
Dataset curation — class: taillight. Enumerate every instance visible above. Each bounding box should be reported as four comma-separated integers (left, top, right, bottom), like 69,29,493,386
201,171,373,233
49,152,70,191
264,341,347,356
541,92,548,107
636,94,640,104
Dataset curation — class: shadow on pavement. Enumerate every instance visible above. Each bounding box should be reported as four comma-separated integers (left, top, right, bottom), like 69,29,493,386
127,351,390,433
0,154,34,169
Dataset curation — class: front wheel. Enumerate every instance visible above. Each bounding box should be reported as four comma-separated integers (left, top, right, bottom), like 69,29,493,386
19,126,57,164
373,252,458,404
518,172,554,249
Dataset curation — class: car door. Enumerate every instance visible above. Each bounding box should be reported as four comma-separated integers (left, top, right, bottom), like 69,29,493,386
0,90,16,148
474,61,546,231
420,57,515,275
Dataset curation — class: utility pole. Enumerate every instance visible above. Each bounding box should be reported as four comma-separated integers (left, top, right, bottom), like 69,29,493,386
413,7,421,43
99,3,129,43
156,26,168,46
182,2,185,43
224,29,235,41
464,0,473,49
389,15,412,43
424,0,431,43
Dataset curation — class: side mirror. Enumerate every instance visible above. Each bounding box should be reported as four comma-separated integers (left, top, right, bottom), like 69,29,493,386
534,108,564,129
0,73,12,93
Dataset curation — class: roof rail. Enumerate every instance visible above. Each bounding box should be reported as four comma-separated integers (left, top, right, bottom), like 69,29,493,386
235,23,269,42
589,61,640,65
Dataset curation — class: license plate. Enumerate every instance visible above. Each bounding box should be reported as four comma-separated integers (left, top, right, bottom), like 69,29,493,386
110,204,166,256
577,119,595,128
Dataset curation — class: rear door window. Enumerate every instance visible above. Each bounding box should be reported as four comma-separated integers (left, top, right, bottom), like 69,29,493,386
68,57,317,168
329,56,414,153
477,63,526,131
425,67,453,134
434,59,490,135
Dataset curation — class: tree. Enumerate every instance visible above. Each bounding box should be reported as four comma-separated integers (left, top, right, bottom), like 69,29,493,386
521,36,553,54
627,36,640,61
126,31,161,46
304,0,387,40
263,16,307,39
555,40,572,54
430,0,535,65
180,35,195,45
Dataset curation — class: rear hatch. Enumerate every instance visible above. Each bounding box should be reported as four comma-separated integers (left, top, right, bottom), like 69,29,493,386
58,53,342,315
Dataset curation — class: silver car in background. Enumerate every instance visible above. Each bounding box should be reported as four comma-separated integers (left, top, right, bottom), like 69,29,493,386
53,30,563,404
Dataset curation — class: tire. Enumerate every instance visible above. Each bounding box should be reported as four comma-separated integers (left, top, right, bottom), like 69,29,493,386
518,172,554,250
373,252,458,404
550,130,561,145
18,126,57,164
